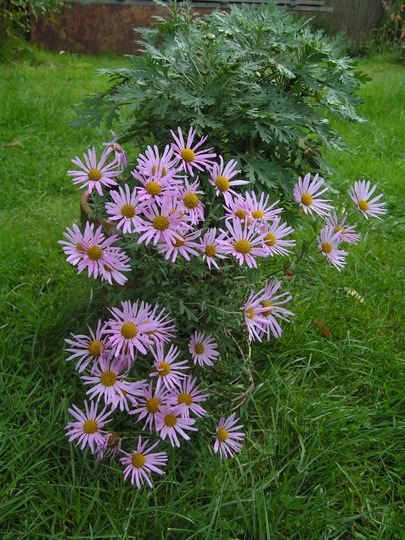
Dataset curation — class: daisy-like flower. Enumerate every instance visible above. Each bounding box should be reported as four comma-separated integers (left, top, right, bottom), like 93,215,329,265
261,218,296,256
95,431,122,462
155,405,197,447
104,300,157,358
67,147,120,195
142,302,176,346
209,157,249,204
120,435,168,489
65,320,107,372
244,192,282,222
198,228,227,270
105,184,146,234
214,413,245,459
189,331,219,367
223,194,249,222
177,178,205,224
103,136,128,170
137,144,180,184
131,169,181,204
150,343,189,391
98,247,131,287
171,126,216,176
168,376,208,418
325,211,360,244
136,197,189,246
129,382,168,431
293,173,333,218
65,400,112,453
81,354,146,411
219,220,267,268
242,280,294,341
318,226,348,270
158,228,201,263
58,222,129,284
348,180,387,219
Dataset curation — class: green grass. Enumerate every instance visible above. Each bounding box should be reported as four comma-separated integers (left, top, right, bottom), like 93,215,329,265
0,48,404,539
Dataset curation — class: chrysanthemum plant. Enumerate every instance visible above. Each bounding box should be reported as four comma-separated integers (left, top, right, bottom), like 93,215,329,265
61,129,386,488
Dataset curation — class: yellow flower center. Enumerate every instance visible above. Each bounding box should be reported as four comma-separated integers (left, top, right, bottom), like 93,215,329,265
235,209,247,219
194,343,205,355
181,148,196,163
217,427,228,442
301,193,313,206
146,397,160,414
153,215,169,231
264,232,276,246
120,204,136,218
87,246,103,261
246,308,255,319
83,419,98,434
164,413,177,427
252,209,265,219
146,181,162,196
132,453,146,469
100,370,117,387
334,226,346,234
261,300,273,316
120,322,138,339
215,176,230,192
322,242,333,254
234,239,252,254
178,393,193,406
183,193,199,209
205,245,217,257
358,199,369,211
158,361,171,376
173,236,185,248
88,340,103,356
88,168,102,182
151,165,167,177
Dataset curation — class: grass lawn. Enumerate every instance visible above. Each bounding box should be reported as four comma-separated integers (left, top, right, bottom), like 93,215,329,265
0,47,404,539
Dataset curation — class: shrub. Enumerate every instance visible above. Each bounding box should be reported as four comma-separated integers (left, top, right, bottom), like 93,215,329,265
0,0,61,37
77,1,368,194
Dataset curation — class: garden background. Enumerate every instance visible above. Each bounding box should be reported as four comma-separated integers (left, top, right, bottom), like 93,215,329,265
0,7,405,540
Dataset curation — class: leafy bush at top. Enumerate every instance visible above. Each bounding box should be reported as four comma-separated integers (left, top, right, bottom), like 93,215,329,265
77,1,368,194
0,0,61,36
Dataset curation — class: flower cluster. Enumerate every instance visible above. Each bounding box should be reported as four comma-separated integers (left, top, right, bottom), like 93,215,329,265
61,127,386,489
64,300,245,489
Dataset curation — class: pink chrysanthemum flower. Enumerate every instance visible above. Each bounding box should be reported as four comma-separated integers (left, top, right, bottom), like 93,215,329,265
129,382,169,431
223,194,249,222
209,157,249,204
95,431,122,462
81,354,146,411
242,280,294,341
189,331,219,367
142,302,176,346
261,218,296,256
105,184,146,234
158,228,201,263
214,413,245,459
98,247,131,286
293,173,333,218
244,192,282,222
325,212,360,244
198,228,227,270
58,223,129,284
171,126,216,176
177,178,205,224
65,320,107,372
318,226,348,270
67,147,120,195
137,144,180,183
103,136,128,170
219,220,267,268
120,435,168,489
348,180,387,219
150,343,189,391
104,300,157,358
65,400,112,453
131,168,181,204
155,405,197,447
168,376,208,418
136,197,189,246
